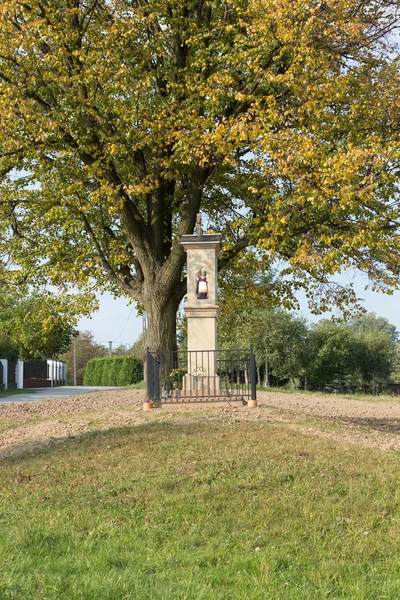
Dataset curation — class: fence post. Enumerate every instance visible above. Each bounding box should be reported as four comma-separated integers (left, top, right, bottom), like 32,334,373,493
47,359,53,387
154,352,161,407
144,348,155,410
146,348,151,401
250,345,257,402
16,360,24,390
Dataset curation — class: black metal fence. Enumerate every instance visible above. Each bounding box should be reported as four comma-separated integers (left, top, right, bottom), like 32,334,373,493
7,360,17,389
0,361,2,389
24,360,49,380
147,348,256,404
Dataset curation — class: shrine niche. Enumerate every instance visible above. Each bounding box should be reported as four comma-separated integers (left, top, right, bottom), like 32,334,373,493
195,268,209,300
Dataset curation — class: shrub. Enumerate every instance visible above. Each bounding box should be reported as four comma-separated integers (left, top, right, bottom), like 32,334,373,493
117,357,143,386
92,358,104,385
109,357,124,386
101,358,113,386
84,356,143,386
83,358,96,386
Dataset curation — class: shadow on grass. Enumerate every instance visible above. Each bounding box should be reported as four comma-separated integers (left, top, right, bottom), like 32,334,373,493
0,419,216,463
341,417,400,434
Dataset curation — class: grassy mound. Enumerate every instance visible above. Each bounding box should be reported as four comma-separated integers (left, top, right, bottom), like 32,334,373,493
0,420,399,599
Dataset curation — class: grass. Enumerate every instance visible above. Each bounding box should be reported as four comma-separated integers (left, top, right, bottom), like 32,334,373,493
126,380,146,389
0,418,399,599
0,388,35,397
257,385,400,403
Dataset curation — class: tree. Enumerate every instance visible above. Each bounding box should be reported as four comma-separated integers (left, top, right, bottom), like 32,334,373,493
1,1,400,351
60,330,107,385
350,313,398,345
129,334,145,362
0,287,81,359
219,303,309,386
113,334,145,360
307,321,356,391
307,316,397,393
0,334,19,361
390,345,400,383
249,309,308,387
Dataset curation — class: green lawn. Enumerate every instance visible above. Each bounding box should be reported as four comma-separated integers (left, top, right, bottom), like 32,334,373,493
0,420,399,599
126,380,146,389
0,388,35,398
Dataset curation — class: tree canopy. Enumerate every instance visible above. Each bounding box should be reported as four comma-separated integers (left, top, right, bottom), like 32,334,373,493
1,0,400,350
219,307,398,393
0,286,82,358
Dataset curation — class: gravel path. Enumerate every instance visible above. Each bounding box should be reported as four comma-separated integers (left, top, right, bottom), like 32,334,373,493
1,389,399,459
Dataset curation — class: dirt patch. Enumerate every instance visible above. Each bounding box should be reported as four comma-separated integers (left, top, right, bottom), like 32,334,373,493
257,390,400,451
0,388,144,420
0,389,399,459
257,390,400,421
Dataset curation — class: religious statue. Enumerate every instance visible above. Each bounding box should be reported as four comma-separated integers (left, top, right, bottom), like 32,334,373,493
196,269,208,300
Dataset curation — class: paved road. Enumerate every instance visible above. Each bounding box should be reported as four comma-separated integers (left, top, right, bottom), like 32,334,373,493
0,386,119,404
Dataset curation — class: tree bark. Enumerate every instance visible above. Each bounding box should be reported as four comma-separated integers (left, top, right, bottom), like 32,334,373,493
142,287,182,353
265,356,270,387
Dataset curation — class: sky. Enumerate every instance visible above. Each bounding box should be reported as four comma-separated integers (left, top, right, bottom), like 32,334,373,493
77,270,400,349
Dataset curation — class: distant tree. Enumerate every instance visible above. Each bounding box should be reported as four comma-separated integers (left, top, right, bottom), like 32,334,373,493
219,306,308,387
0,288,80,359
112,335,145,360
60,331,107,385
390,345,400,383
0,334,19,361
352,329,396,394
219,302,398,393
307,322,356,392
129,334,145,361
112,343,131,356
350,313,398,344
252,310,309,387
307,316,397,393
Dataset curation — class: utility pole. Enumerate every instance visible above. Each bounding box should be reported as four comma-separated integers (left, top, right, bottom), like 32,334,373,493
73,336,77,386
108,341,113,356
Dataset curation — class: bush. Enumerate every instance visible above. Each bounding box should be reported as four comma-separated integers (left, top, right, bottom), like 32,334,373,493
109,357,124,386
84,356,143,386
83,359,95,385
84,358,104,386
101,358,113,386
117,356,143,386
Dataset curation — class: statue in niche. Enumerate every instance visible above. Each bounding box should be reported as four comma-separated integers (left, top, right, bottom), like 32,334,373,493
196,268,209,300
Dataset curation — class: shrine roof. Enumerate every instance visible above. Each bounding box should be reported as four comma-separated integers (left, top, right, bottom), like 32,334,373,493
181,233,221,243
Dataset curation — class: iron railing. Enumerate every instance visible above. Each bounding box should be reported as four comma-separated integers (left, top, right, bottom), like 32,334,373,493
147,347,256,404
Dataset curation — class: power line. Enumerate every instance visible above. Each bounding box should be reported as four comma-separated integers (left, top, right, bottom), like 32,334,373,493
95,307,136,347
112,306,135,344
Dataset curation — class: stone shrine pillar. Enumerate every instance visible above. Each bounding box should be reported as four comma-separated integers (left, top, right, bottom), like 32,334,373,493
181,215,221,393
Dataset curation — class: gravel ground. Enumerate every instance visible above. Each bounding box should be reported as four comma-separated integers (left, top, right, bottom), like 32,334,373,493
1,389,399,459
257,390,400,421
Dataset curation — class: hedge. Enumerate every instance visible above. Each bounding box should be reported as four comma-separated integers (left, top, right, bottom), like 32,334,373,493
84,356,143,386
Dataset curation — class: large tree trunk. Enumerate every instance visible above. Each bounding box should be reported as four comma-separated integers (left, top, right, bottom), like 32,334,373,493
142,286,182,353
